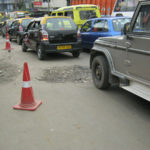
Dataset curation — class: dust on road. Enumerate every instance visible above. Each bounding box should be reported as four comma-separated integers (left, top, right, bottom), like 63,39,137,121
0,58,20,83
38,65,92,83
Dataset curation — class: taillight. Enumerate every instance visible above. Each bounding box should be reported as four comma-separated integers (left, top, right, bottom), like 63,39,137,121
19,25,23,31
78,32,81,38
6,27,8,31
77,29,81,38
41,30,48,41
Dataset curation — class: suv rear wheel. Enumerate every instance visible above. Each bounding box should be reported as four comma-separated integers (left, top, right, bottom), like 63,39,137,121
37,45,45,60
92,56,110,89
72,51,80,57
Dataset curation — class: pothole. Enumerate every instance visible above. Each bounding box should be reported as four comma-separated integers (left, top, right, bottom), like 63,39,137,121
38,65,92,83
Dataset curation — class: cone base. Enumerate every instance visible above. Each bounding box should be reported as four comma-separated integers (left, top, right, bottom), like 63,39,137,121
13,100,42,111
3,48,13,50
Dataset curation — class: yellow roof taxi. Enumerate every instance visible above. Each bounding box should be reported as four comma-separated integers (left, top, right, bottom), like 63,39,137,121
51,4,101,28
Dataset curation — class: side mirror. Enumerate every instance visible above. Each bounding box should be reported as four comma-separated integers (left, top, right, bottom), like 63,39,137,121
123,22,130,35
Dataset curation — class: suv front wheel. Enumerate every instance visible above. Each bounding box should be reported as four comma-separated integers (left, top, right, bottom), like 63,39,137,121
37,45,45,60
92,56,110,89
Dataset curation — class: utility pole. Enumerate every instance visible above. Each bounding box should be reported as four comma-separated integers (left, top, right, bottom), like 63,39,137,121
48,0,50,11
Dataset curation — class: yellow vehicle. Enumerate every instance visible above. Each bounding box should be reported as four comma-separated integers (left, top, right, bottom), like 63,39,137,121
8,11,30,19
51,4,101,28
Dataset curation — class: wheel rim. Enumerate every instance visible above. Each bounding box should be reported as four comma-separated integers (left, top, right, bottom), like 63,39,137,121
95,64,102,80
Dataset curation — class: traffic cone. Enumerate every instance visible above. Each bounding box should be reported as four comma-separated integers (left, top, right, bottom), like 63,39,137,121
3,33,13,52
13,62,42,111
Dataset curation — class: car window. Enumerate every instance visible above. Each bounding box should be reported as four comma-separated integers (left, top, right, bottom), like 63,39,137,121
133,5,150,33
8,20,13,26
21,19,32,27
80,21,92,32
46,18,76,30
112,18,131,31
58,12,63,16
64,11,74,19
32,21,40,30
52,13,56,16
93,19,109,32
11,21,19,27
27,22,34,31
80,10,97,20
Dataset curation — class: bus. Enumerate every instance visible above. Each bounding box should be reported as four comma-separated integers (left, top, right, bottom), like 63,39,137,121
8,11,30,19
111,0,140,17
51,5,101,28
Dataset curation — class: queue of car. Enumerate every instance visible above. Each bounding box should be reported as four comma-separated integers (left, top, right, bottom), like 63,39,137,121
1,2,149,102
0,14,130,59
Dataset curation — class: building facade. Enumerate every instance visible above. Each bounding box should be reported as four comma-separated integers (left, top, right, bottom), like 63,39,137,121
0,0,34,13
34,0,67,11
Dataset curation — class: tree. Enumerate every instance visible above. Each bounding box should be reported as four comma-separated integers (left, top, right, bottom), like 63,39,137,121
14,0,25,10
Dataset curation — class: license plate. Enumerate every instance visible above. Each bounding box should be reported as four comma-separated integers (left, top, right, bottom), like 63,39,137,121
57,45,72,50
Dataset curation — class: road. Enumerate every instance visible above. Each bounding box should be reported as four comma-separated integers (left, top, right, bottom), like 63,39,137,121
0,37,150,150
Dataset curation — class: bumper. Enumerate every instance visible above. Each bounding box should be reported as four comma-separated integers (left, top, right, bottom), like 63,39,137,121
40,41,81,54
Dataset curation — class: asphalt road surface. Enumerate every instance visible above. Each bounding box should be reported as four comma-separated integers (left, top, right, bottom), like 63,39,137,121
0,37,150,150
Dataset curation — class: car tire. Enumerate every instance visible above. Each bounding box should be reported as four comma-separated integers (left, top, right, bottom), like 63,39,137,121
92,56,110,89
37,45,45,60
17,35,21,45
22,41,27,52
72,51,80,57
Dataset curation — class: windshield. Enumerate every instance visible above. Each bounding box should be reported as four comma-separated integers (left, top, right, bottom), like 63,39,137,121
21,19,32,27
8,20,13,26
46,18,77,31
112,18,131,31
114,0,139,12
80,10,97,20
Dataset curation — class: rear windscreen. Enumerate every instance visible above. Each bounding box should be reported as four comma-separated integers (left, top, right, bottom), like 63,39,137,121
46,18,77,31
21,19,32,27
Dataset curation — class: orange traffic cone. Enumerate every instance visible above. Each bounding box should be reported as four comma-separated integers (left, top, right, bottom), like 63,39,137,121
13,62,42,111
3,33,13,52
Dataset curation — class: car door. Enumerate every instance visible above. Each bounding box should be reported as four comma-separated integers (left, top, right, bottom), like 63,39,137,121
9,21,18,39
80,20,93,49
125,4,150,83
25,22,35,49
90,19,110,47
30,21,40,50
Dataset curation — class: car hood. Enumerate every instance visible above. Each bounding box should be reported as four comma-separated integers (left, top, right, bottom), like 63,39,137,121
93,35,125,49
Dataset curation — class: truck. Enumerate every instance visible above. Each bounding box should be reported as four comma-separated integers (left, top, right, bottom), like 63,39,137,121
90,0,150,101
71,0,116,16
111,0,141,17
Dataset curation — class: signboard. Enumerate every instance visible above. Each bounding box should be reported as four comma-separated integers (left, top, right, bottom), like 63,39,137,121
34,1,43,6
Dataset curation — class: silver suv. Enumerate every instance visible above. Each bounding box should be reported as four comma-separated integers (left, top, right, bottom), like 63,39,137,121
90,0,150,101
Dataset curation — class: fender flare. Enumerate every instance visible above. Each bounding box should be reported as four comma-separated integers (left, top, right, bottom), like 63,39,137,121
90,47,126,80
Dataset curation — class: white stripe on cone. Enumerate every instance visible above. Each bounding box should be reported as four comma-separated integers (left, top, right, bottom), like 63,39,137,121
23,81,31,88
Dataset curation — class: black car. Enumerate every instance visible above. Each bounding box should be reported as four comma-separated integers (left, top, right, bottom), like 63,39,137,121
8,17,33,45
22,16,81,60
1,19,14,37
